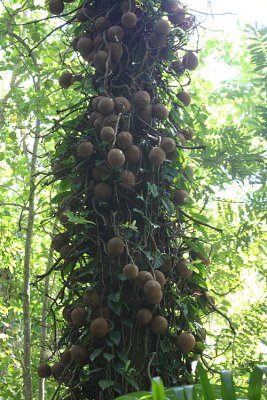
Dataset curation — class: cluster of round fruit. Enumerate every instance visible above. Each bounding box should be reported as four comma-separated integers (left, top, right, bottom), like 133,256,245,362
162,0,194,30
37,328,195,381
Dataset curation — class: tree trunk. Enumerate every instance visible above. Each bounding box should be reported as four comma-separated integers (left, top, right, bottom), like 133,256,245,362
38,224,56,400
22,129,40,400
7,32,42,400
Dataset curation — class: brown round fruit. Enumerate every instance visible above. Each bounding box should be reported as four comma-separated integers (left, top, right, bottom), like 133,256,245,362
98,97,115,115
107,237,125,256
95,16,108,32
90,317,109,337
146,291,163,304
71,345,89,365
49,0,64,15
89,111,103,126
76,8,91,22
124,145,142,163
92,96,105,110
133,90,151,108
94,118,103,133
161,0,178,13
176,332,196,353
51,362,65,379
52,162,68,179
148,32,166,48
114,97,131,114
123,263,139,279
103,113,118,129
159,256,172,275
78,141,93,157
62,306,72,322
77,37,94,56
137,105,152,122
100,126,115,142
144,280,161,298
149,147,166,166
93,50,110,72
116,132,133,150
175,259,193,278
59,72,72,89
94,182,112,202
86,51,96,63
160,137,176,153
173,189,189,206
121,12,137,28
182,51,199,70
37,363,51,378
70,74,83,84
120,170,136,187
92,165,110,181
155,19,171,35
105,42,123,63
107,149,125,169
60,244,73,260
177,91,191,106
83,290,101,307
60,350,72,364
181,128,194,140
107,26,124,42
150,316,168,335
52,233,69,252
169,6,186,25
71,307,87,327
135,271,153,288
94,35,104,50
171,60,184,76
152,104,169,120
177,133,187,146
136,308,153,325
155,270,166,287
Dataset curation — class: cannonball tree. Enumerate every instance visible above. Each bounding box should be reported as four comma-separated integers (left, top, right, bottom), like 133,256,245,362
38,0,214,398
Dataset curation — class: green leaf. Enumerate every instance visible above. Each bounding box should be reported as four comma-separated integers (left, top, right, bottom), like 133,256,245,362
247,365,267,400
151,377,166,400
98,379,115,390
147,183,159,198
109,330,121,346
166,387,185,400
65,211,96,225
125,376,140,391
183,385,194,400
196,363,215,400
90,348,103,362
51,191,72,204
221,370,236,400
103,352,115,362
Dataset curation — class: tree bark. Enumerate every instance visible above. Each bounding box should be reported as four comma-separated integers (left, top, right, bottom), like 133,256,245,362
38,224,56,400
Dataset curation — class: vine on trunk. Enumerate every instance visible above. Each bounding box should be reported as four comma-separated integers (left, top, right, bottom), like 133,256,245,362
38,0,214,398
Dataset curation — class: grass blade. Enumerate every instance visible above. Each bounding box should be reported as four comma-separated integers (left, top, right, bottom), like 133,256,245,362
196,363,215,400
248,365,267,400
221,370,237,400
166,387,185,400
152,377,166,400
183,385,194,400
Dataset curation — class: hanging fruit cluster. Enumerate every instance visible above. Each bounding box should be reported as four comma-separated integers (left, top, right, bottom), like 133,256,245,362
38,0,212,398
